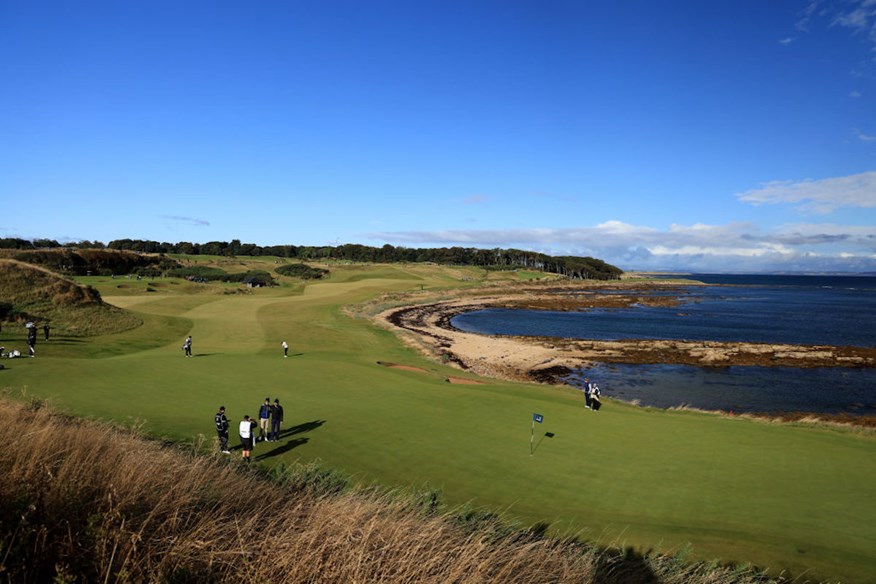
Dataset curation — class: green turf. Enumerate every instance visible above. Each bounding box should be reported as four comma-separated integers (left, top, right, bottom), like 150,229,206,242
1,262,873,583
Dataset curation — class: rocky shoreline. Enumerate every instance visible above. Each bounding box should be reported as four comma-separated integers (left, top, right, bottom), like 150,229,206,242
369,280,876,425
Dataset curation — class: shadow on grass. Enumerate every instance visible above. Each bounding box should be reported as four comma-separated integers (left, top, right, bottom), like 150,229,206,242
252,420,326,461
531,431,555,454
46,338,87,345
256,437,308,460
594,547,658,584
281,420,326,437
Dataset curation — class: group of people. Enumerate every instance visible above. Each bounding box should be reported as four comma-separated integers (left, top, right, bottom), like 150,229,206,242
214,398,285,461
0,322,50,359
582,378,602,411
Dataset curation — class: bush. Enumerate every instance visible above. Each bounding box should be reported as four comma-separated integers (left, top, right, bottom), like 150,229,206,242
166,266,229,281
276,263,329,280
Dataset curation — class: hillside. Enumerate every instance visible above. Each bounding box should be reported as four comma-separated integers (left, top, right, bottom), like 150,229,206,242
0,259,142,336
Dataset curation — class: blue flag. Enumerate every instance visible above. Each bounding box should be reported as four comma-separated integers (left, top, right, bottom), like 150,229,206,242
533,413,544,423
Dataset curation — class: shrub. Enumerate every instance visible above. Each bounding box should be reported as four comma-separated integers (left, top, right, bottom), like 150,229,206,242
276,263,329,280
166,266,230,281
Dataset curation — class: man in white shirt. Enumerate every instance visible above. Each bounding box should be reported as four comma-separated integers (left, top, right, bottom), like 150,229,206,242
239,415,253,462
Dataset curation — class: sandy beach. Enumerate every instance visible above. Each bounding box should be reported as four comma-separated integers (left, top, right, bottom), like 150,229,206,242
370,280,876,386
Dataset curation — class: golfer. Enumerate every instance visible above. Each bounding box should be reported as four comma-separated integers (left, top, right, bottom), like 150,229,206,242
239,415,253,462
590,384,602,411
27,324,37,357
215,406,230,454
583,378,593,409
270,398,284,441
258,398,272,441
281,340,288,358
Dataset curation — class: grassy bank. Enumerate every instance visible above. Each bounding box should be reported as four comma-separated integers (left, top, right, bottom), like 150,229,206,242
0,396,783,583
0,259,873,582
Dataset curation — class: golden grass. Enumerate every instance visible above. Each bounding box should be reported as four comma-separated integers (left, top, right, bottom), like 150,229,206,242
0,259,141,336
0,396,788,583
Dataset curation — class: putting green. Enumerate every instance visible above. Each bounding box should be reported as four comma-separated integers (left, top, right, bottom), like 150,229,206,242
1,264,873,583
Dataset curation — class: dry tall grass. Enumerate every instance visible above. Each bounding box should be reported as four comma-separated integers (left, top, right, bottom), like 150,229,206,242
0,259,141,336
0,397,790,583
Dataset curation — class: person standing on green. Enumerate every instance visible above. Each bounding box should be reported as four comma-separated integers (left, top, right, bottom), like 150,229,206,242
270,398,284,441
215,406,230,454
239,415,253,462
258,398,272,442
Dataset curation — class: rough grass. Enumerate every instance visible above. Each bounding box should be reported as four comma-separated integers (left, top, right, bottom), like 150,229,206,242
0,259,142,336
0,396,784,584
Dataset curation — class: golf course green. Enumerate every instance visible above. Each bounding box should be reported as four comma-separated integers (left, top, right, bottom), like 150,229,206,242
1,259,873,583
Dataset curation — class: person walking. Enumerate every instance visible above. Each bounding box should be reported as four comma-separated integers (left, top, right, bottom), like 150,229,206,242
583,378,593,409
27,324,37,357
258,398,272,442
183,335,192,357
43,323,50,341
591,384,602,411
270,398,284,441
215,406,230,454
281,340,288,358
239,415,253,462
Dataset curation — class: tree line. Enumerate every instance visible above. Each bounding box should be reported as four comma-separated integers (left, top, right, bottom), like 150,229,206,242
0,238,623,280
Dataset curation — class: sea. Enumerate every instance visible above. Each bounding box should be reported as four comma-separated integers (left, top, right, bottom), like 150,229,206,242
451,274,876,416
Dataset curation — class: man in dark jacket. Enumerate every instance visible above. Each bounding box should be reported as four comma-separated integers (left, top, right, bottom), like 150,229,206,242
270,398,284,441
215,406,230,453
27,324,37,357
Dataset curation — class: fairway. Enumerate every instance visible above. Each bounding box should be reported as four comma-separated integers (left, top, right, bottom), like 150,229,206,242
2,264,874,583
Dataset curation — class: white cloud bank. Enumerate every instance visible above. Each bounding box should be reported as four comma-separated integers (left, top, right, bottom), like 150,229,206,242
365,221,876,273
736,171,876,213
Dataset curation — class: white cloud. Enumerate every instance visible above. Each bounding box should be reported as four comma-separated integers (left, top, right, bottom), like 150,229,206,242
462,194,489,205
855,129,876,141
850,90,863,97
778,37,795,45
832,0,876,36
795,1,876,71
365,221,876,273
161,215,210,227
796,0,822,33
736,171,876,213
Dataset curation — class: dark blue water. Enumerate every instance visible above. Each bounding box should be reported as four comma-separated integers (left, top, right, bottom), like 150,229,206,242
451,275,876,415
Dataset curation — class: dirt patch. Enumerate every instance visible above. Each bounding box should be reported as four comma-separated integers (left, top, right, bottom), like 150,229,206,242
376,361,430,373
446,376,482,385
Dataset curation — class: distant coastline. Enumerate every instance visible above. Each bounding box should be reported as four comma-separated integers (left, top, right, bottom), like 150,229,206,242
372,278,875,424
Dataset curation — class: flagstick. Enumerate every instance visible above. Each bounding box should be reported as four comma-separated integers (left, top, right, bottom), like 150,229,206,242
530,418,534,455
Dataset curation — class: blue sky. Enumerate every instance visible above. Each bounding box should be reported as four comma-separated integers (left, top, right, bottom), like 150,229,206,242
2,1,875,272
